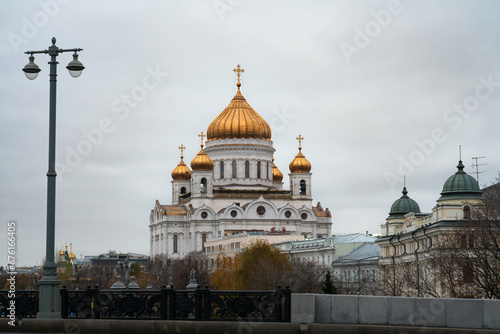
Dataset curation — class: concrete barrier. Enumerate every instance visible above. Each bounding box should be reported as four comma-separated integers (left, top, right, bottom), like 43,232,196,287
291,294,500,330
291,293,316,323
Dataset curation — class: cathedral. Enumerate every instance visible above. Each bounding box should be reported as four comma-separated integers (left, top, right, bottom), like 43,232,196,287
149,66,332,258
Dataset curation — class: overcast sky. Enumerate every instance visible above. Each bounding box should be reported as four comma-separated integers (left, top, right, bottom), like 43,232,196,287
1,1,499,266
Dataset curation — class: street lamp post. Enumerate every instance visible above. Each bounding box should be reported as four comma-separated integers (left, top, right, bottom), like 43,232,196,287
22,37,84,319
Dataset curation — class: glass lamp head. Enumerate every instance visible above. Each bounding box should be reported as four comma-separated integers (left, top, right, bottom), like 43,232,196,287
66,52,85,78
22,54,41,80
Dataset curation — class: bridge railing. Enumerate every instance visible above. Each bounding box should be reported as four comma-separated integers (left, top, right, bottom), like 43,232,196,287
1,285,291,322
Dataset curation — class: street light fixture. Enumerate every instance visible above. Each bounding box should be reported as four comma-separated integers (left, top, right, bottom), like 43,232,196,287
22,37,84,319
66,52,85,78
22,54,41,80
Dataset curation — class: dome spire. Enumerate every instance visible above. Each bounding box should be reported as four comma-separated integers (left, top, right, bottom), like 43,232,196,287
296,134,304,151
178,144,186,159
198,131,206,148
402,175,408,196
233,64,244,88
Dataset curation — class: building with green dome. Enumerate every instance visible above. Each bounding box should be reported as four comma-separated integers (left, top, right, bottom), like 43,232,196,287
382,186,422,236
377,159,484,298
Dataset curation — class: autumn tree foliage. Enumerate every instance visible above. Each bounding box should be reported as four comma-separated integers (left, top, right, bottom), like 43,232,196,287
210,254,242,290
236,240,293,290
211,240,293,290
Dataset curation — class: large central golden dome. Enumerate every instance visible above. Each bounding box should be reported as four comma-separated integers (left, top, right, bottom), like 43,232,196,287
207,67,271,141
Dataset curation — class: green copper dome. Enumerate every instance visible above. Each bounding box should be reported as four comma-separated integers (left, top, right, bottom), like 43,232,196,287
388,187,421,219
438,160,482,201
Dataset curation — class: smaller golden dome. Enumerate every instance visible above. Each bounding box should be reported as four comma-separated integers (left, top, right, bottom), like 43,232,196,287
172,144,192,180
289,135,311,173
59,246,65,256
172,159,191,180
191,145,214,171
272,158,283,182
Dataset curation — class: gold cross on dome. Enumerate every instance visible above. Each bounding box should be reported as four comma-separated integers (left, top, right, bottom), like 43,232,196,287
296,134,304,150
198,132,206,147
233,64,244,85
178,144,186,158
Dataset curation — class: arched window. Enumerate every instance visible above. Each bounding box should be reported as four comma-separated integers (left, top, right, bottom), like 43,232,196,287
232,160,237,178
220,161,224,179
463,206,471,220
463,261,474,283
245,161,250,178
257,161,261,179
173,235,178,254
201,178,207,193
267,162,270,180
180,187,186,195
202,233,207,252
300,180,306,195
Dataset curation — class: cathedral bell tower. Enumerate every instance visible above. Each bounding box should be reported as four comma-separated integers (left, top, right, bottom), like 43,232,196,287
289,135,312,200
171,144,191,205
190,132,214,198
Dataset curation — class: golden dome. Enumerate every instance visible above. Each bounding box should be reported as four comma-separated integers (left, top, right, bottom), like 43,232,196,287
69,243,76,260
59,246,65,256
289,135,311,173
207,66,271,141
172,159,191,180
172,144,192,180
191,145,214,171
272,158,283,182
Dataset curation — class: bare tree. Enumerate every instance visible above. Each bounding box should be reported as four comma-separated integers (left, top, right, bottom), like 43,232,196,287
140,252,211,289
287,258,326,293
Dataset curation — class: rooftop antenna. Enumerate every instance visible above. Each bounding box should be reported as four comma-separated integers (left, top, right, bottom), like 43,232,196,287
471,156,487,184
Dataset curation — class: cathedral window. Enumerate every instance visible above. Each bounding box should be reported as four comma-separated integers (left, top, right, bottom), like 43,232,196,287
257,161,261,179
245,161,250,178
232,160,237,178
201,178,207,193
267,162,270,180
300,180,306,195
173,235,178,254
463,205,471,220
301,213,308,220
202,233,207,252
231,210,238,217
285,210,292,218
257,206,266,216
220,161,225,179
180,187,186,195
201,211,208,219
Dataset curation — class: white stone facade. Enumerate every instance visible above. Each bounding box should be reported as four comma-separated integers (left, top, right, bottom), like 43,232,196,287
150,139,332,258
149,82,332,258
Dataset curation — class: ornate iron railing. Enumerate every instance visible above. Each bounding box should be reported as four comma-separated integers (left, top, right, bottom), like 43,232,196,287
0,290,39,318
0,285,291,322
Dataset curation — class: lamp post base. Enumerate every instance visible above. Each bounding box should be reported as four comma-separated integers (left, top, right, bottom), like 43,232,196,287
37,262,61,319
